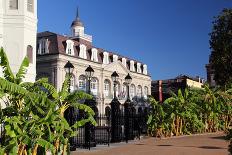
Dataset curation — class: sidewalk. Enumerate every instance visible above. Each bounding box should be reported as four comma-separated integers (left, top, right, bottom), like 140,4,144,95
72,132,229,155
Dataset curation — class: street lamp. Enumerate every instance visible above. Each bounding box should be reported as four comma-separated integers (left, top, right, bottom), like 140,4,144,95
64,61,75,150
84,65,96,149
64,61,74,92
110,71,121,143
111,71,119,99
125,73,132,101
85,65,94,94
124,73,132,143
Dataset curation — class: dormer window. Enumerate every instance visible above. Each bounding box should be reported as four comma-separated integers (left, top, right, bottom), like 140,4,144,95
143,64,148,75
103,52,109,64
79,44,87,59
122,58,127,68
137,63,142,73
27,0,34,13
38,39,49,55
113,55,118,62
66,40,74,56
91,48,98,62
130,60,135,72
9,0,18,10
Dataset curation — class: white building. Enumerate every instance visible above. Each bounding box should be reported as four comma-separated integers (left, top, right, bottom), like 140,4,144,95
36,9,152,114
0,0,37,82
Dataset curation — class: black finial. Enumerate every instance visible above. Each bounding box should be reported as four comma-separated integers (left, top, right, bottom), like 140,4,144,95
76,6,80,20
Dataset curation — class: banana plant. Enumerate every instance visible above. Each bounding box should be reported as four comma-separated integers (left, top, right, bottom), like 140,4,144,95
33,77,96,154
0,48,96,155
147,97,173,137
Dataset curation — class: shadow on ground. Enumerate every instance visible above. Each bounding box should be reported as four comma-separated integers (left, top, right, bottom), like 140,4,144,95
210,136,226,140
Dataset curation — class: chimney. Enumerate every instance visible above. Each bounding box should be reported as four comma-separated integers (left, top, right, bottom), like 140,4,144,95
159,80,163,103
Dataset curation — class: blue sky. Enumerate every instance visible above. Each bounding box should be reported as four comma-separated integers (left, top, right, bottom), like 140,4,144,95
38,0,232,80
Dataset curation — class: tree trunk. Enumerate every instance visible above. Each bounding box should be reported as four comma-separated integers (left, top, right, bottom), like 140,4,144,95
32,144,38,155
180,119,183,135
62,144,67,155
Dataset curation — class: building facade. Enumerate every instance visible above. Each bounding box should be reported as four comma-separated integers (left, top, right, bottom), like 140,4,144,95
205,55,216,87
152,75,204,102
0,0,37,82
36,10,151,114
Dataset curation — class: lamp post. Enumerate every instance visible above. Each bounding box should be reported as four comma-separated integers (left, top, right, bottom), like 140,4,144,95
110,71,121,142
124,73,132,143
64,61,74,92
64,61,75,150
111,71,119,99
85,65,94,94
84,65,96,149
125,73,132,101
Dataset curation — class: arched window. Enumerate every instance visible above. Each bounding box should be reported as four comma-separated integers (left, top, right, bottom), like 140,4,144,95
144,86,148,99
121,83,127,99
130,84,136,99
70,75,75,92
27,45,33,64
9,0,18,10
78,75,86,91
27,0,34,12
137,85,142,98
104,79,111,97
115,82,120,98
105,106,111,116
91,77,98,96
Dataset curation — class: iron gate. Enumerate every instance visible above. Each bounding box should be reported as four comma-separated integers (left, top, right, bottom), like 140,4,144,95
65,100,149,150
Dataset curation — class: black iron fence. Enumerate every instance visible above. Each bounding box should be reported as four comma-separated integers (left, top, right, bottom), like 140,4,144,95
66,100,149,150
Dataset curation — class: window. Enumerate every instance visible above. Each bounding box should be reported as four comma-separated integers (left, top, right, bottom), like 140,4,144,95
121,83,127,99
143,64,147,75
137,63,142,73
105,106,111,117
130,60,135,72
122,58,127,67
144,86,148,99
91,78,98,96
91,48,98,62
9,0,18,10
137,85,142,98
70,75,75,92
103,52,109,64
27,45,33,64
114,82,120,98
66,40,74,56
79,44,87,59
78,75,86,91
130,84,136,98
104,79,110,97
113,55,118,62
27,0,34,12
38,39,49,54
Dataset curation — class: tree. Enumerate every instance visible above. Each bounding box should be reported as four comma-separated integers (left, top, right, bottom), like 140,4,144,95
209,8,232,87
0,48,96,155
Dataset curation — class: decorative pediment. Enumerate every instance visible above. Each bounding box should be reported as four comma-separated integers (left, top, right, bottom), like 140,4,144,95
103,61,129,75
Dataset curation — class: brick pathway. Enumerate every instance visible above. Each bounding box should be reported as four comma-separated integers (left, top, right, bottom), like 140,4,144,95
72,132,229,155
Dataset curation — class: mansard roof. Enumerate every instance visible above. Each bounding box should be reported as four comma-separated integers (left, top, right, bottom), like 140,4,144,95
37,31,145,66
